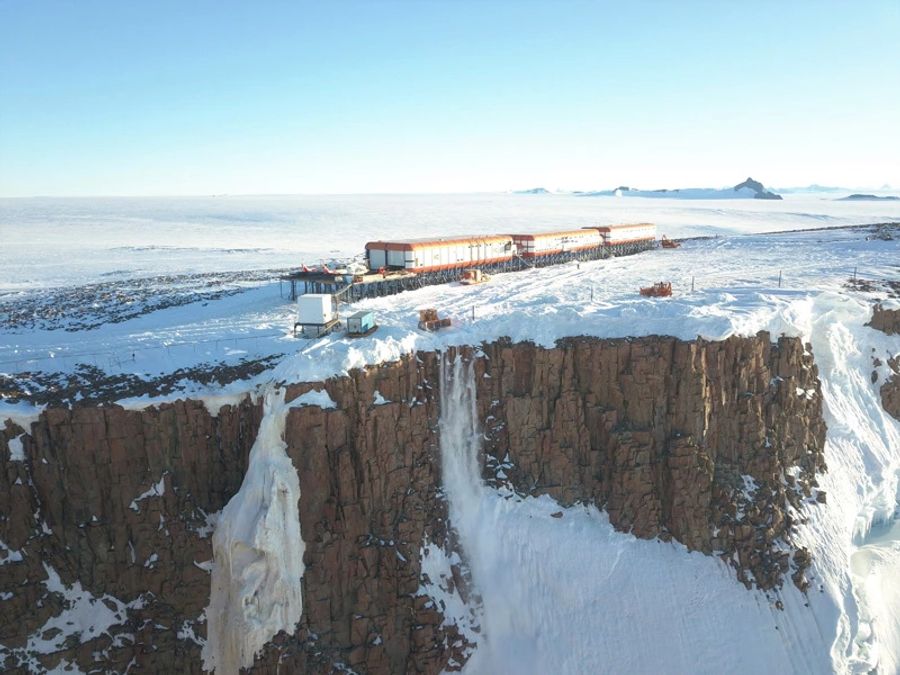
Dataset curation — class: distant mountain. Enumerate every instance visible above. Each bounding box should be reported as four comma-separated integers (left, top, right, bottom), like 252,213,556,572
514,187,551,195
578,177,783,200
777,184,845,194
733,178,782,200
837,193,900,202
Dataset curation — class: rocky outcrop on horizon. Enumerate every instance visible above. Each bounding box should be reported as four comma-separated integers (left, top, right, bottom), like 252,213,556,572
838,193,900,201
733,177,783,200
1,334,827,673
578,176,783,200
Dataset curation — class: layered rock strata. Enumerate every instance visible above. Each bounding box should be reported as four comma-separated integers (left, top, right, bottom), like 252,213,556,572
472,333,827,592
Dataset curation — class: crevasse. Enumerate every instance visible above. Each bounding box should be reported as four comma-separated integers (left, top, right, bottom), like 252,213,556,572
202,388,305,674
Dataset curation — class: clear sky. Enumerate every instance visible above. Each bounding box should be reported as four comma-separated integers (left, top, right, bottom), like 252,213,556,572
1,0,898,196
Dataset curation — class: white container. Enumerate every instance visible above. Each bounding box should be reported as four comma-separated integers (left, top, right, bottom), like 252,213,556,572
297,294,334,325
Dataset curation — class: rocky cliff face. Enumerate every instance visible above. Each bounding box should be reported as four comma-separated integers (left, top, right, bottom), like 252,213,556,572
869,304,900,335
870,305,900,421
0,399,262,673
250,355,473,675
882,356,900,422
1,334,827,673
472,333,826,591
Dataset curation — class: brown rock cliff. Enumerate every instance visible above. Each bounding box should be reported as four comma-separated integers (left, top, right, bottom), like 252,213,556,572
868,304,900,335
472,333,827,591
1,334,827,673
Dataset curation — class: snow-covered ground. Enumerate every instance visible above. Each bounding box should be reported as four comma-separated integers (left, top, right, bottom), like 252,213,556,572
1,218,896,411
2,195,899,674
1,193,897,400
1,192,899,290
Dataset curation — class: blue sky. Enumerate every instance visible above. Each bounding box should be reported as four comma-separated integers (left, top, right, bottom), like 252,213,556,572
1,0,898,196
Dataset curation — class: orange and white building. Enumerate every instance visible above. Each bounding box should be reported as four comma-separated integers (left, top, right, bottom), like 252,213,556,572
365,235,514,272
593,223,656,245
509,229,603,258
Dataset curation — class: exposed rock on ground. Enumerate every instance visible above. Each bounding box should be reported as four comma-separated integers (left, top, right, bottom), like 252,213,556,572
868,305,900,422
0,355,282,407
869,304,900,335
0,268,291,332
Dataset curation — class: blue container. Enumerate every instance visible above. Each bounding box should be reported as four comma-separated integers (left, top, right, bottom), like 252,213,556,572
347,311,376,335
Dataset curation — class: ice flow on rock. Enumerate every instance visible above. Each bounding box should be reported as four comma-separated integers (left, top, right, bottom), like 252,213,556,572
202,389,305,674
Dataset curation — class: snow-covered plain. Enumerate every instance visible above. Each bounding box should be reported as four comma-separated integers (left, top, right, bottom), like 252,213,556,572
1,192,899,290
1,192,898,393
2,194,899,674
1,218,896,408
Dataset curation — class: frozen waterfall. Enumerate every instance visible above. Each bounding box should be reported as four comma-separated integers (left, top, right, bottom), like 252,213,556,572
202,389,305,674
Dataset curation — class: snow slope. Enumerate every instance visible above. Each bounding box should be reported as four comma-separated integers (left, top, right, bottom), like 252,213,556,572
436,294,900,674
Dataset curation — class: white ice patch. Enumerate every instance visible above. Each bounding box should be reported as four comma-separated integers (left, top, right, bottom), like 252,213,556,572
7,434,25,461
289,388,336,410
795,386,816,400
194,559,214,573
200,392,252,418
191,509,220,539
178,616,206,647
129,473,167,512
202,388,305,674
740,474,759,498
0,539,23,565
418,541,480,652
21,564,146,658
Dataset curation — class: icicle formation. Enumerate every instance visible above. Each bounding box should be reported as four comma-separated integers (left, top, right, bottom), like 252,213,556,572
202,389,305,675
438,350,484,531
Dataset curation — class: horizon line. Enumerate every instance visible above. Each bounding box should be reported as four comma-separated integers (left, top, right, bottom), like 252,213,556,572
1,183,897,200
